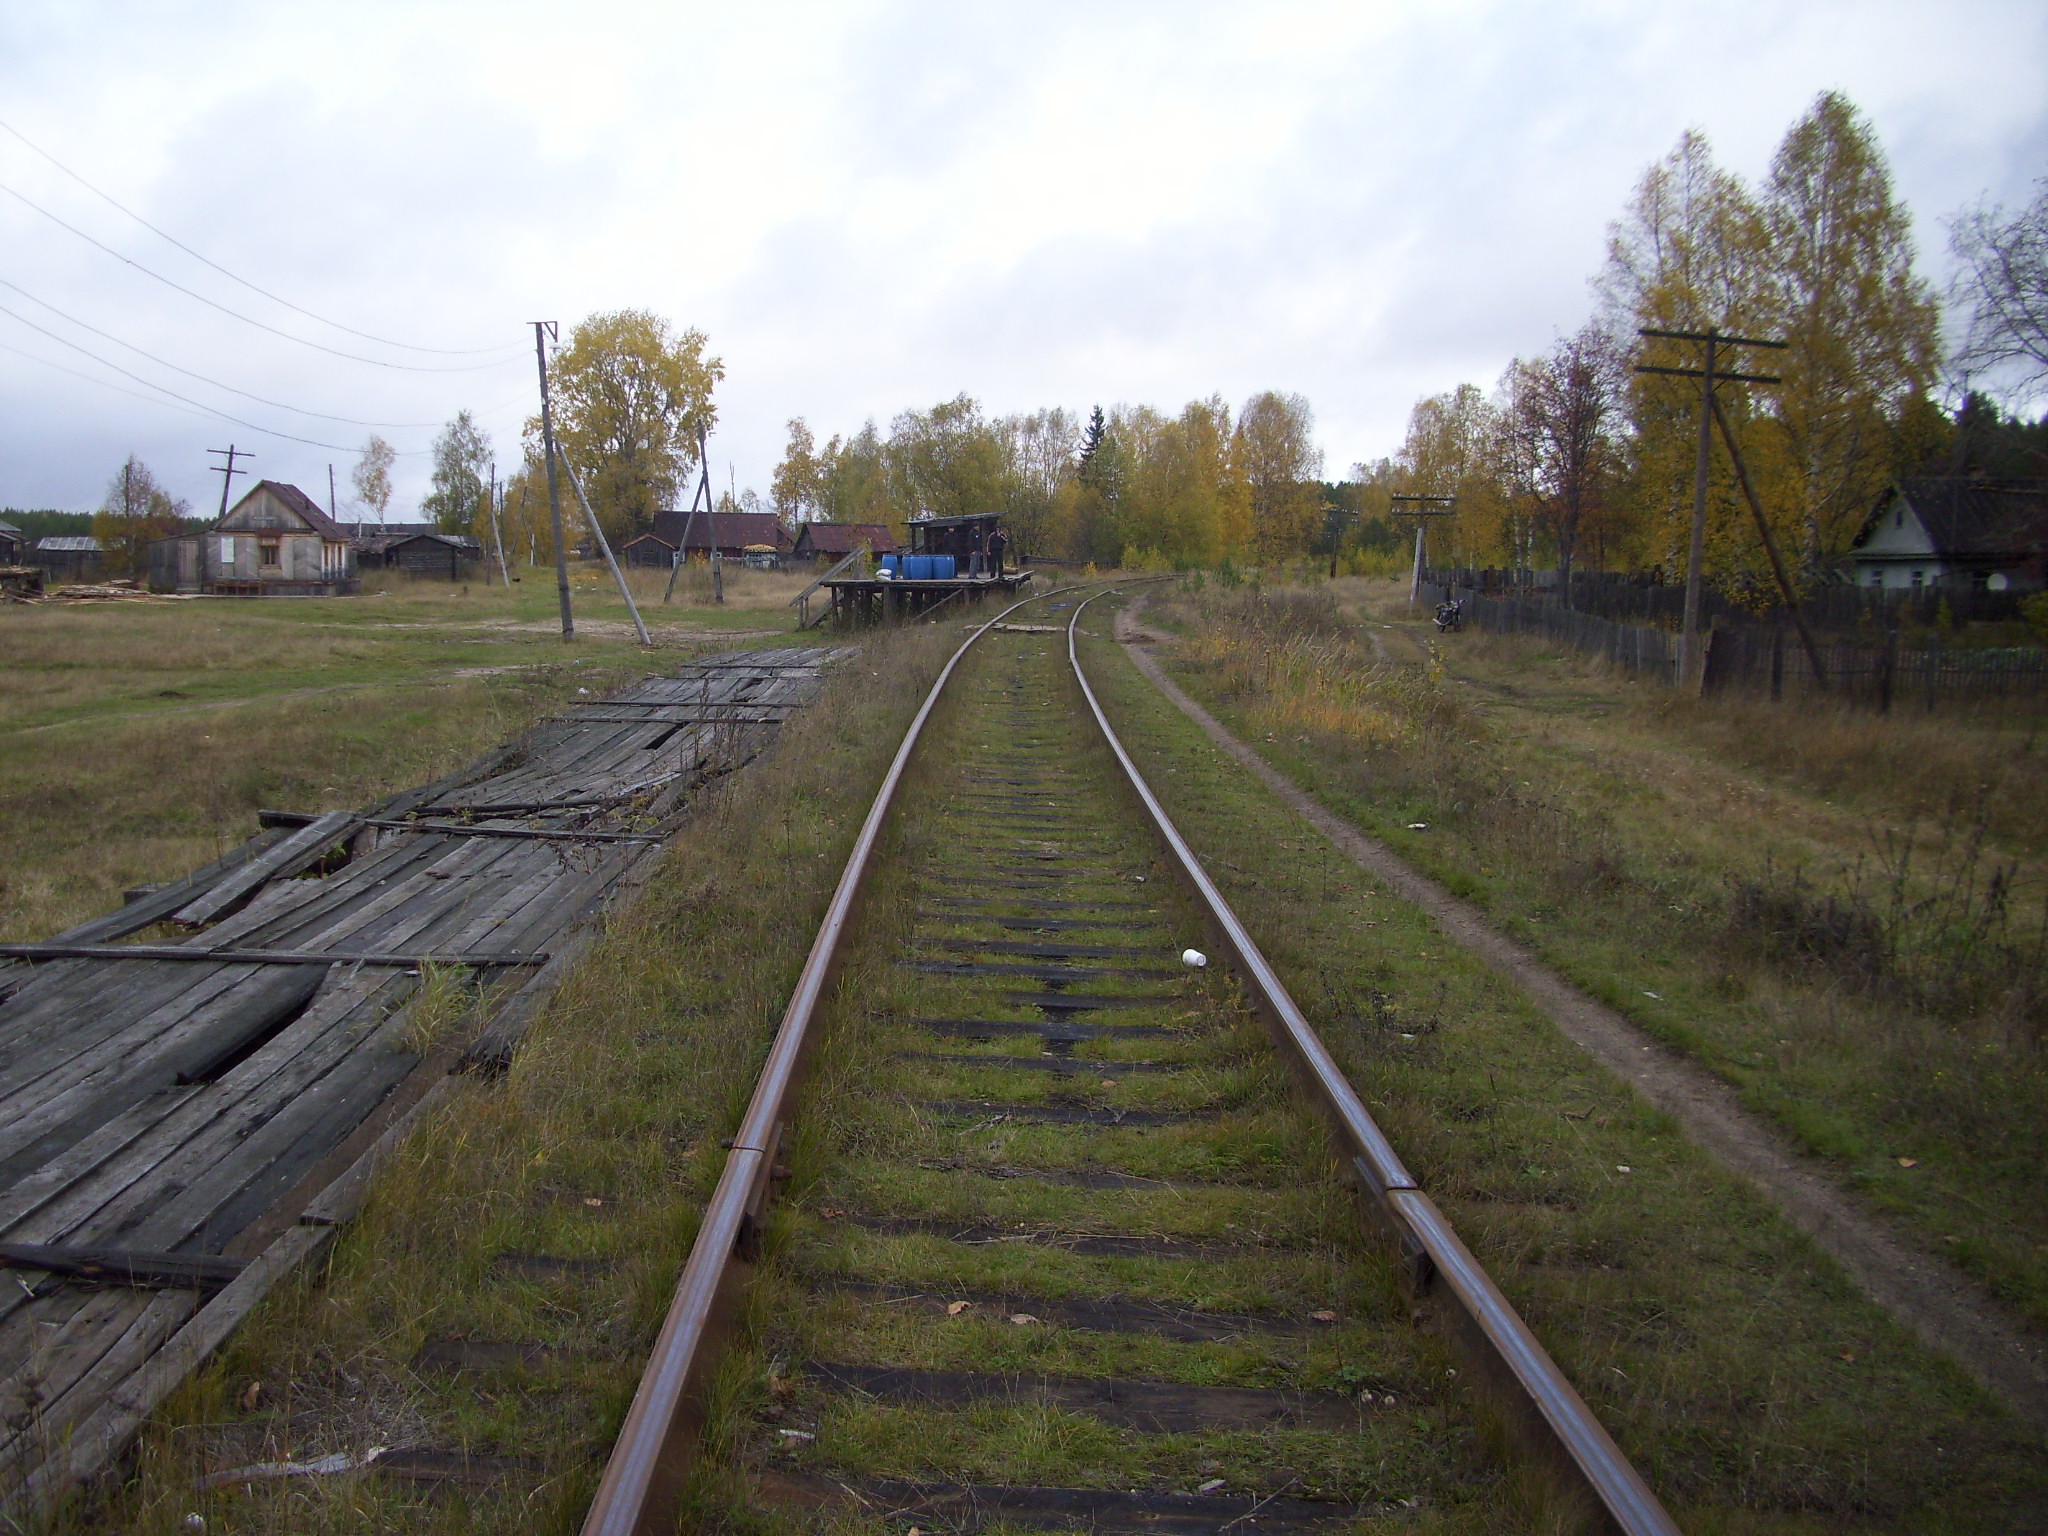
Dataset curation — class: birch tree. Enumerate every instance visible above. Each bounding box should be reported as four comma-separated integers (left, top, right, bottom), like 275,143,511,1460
1759,92,1940,560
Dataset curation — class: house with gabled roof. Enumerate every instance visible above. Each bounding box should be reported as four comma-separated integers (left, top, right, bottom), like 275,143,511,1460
1849,478,2048,593
791,521,900,563
149,481,357,596
622,509,793,567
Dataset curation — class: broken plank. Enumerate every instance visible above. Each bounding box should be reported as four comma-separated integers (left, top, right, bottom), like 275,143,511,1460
0,1243,245,1291
170,811,359,929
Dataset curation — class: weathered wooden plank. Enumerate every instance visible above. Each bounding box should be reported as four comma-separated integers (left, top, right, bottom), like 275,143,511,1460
0,1289,196,1479
364,820,662,845
0,1244,244,1291
170,812,359,929
5,1224,331,1513
0,972,409,1246
44,827,296,947
34,987,421,1252
0,945,543,967
0,965,326,1178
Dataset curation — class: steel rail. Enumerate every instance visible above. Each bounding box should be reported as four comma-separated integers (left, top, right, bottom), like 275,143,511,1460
578,583,1084,1536
1063,588,1681,1536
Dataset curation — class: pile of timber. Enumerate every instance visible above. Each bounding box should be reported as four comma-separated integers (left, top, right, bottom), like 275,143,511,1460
0,646,849,1513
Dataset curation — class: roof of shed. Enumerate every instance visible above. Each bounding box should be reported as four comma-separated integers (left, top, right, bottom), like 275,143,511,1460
37,535,102,552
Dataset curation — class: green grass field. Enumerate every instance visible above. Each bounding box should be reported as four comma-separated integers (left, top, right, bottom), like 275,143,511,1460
0,566,811,940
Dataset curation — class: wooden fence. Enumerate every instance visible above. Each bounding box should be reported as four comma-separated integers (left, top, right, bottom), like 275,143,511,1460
1700,628,2048,712
1422,566,2031,629
1439,590,1680,686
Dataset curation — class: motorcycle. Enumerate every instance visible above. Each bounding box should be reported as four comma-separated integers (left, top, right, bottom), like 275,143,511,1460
1433,599,1464,634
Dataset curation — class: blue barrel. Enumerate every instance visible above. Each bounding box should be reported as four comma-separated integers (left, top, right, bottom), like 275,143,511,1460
908,555,933,580
933,554,956,579
880,553,899,575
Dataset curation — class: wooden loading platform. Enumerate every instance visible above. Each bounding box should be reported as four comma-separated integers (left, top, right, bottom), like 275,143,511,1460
816,569,1033,626
0,646,848,1515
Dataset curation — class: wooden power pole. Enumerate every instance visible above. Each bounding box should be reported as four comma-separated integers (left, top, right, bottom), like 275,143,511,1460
1391,493,1456,604
1635,327,1788,688
207,445,252,520
531,321,573,640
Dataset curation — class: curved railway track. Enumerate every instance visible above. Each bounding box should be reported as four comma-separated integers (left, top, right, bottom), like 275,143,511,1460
581,584,1679,1535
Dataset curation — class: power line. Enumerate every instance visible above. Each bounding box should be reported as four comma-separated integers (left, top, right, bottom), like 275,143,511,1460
0,311,430,453
0,276,450,428
0,115,523,359
0,177,521,374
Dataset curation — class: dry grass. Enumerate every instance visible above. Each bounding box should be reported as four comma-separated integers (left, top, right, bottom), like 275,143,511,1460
1149,579,2048,1333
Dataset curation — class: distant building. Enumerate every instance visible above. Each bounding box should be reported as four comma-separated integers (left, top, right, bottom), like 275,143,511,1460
0,518,23,565
356,530,482,579
149,481,356,596
791,522,900,564
32,535,104,581
1849,478,2048,592
623,510,793,567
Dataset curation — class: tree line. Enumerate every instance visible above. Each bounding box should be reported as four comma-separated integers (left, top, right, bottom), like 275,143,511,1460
77,88,2044,589
1380,91,2048,596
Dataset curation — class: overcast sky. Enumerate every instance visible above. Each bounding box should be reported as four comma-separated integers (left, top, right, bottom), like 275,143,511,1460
1,0,2043,519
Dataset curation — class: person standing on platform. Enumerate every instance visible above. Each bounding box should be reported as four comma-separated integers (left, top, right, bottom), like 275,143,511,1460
987,527,1007,578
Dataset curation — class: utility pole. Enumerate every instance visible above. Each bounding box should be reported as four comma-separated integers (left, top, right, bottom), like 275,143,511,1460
327,464,338,521
665,421,716,605
1326,496,1356,581
488,468,512,587
1636,327,1788,688
207,445,252,520
1390,493,1456,605
532,321,573,639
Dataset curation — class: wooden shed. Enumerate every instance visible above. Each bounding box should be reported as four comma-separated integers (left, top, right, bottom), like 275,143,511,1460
358,531,481,579
792,522,900,564
0,518,22,566
625,510,793,567
32,535,105,580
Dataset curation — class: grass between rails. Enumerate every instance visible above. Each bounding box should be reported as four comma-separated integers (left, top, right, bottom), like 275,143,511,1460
1149,578,2048,1339
1075,598,2047,1534
81,619,956,1535
0,569,813,941
690,633,1519,1533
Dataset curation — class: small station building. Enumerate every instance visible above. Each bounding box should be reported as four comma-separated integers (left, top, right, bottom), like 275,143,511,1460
805,511,1028,627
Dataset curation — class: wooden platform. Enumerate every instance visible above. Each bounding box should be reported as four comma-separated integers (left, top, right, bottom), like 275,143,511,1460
0,646,849,1512
818,571,1032,626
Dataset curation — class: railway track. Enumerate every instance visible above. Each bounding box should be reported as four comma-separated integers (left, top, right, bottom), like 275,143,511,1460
579,587,1679,1535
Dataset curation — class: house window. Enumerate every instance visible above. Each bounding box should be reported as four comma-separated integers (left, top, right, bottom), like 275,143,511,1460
1869,569,1884,587
1910,569,1924,587
259,539,281,568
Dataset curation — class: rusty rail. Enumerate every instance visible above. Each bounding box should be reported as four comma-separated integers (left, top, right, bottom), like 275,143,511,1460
1062,587,1680,1536
578,584,1072,1536
579,580,1680,1536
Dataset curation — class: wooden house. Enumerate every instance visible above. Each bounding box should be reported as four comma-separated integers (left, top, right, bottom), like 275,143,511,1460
356,530,482,579
149,481,356,596
0,518,22,565
1849,478,2048,593
792,522,899,564
32,535,104,580
624,510,793,567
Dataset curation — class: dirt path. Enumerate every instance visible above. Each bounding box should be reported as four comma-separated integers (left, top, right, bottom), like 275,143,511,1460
1114,598,2048,1429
